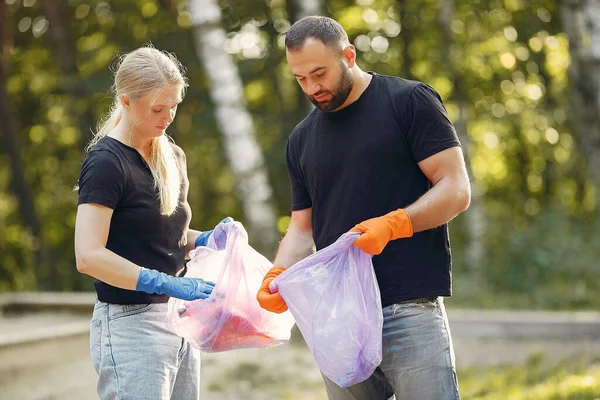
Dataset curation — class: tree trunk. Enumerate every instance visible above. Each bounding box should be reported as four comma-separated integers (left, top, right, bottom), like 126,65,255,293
559,0,600,184
287,0,323,20
0,2,43,288
39,0,95,150
38,0,75,76
189,0,278,254
35,0,76,289
397,0,414,79
436,0,486,272
286,0,326,113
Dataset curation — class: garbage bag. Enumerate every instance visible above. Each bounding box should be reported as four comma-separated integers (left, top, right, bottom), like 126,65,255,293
167,220,295,352
271,232,383,388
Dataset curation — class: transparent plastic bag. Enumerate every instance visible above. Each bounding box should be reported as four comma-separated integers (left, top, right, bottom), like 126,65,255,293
271,232,383,388
167,220,295,352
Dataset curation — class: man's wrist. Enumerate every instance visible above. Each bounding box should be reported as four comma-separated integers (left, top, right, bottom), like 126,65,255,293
388,208,414,240
273,225,314,268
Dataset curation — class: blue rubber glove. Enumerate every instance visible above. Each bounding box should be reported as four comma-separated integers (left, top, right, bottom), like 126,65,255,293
194,217,234,248
136,268,215,301
194,230,212,248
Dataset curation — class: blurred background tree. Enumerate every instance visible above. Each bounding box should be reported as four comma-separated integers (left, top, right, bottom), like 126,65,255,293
0,0,598,310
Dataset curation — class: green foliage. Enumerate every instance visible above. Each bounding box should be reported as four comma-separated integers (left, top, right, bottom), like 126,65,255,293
0,0,598,311
451,203,600,310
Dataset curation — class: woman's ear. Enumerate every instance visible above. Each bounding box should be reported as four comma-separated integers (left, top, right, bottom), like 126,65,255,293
120,94,131,110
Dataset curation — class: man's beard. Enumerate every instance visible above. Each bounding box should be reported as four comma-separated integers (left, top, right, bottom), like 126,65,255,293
308,63,354,112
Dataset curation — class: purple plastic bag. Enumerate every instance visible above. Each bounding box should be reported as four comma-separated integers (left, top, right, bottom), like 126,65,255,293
271,232,383,388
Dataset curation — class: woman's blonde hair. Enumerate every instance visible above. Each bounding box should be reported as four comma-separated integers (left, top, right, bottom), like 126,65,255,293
88,46,188,216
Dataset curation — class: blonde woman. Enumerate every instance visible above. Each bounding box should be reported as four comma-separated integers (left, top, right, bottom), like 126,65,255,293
75,46,227,399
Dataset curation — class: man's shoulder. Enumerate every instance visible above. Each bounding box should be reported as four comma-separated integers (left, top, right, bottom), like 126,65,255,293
372,73,423,100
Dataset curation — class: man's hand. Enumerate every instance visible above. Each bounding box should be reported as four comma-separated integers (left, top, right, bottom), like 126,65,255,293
256,266,288,313
350,209,413,255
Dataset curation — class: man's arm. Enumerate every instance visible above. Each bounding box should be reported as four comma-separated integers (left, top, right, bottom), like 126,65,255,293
273,208,314,268
351,146,470,255
405,146,471,231
256,208,314,313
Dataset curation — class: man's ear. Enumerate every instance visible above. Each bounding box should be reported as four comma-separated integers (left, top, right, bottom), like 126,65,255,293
342,45,356,68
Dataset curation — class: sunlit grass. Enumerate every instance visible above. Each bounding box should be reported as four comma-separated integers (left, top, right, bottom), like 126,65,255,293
459,354,600,399
202,350,599,400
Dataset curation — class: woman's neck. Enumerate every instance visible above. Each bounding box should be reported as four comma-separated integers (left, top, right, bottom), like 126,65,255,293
110,120,153,160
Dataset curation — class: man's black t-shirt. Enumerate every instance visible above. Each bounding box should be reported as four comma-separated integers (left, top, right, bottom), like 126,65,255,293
77,136,192,304
286,73,461,307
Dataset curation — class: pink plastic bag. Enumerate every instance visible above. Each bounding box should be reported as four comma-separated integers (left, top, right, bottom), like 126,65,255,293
166,220,295,352
271,232,383,388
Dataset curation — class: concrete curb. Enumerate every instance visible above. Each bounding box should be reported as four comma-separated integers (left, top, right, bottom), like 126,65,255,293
447,309,600,340
0,321,91,348
1,292,599,347
0,292,96,349
0,292,96,314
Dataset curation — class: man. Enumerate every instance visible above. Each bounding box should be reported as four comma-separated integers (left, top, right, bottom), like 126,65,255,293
257,16,469,400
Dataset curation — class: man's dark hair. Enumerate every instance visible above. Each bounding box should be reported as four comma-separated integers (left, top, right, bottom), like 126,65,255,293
285,16,350,51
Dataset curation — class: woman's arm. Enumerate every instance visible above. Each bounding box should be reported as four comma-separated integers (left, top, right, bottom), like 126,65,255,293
186,217,234,258
75,203,215,300
74,203,142,289
186,229,202,259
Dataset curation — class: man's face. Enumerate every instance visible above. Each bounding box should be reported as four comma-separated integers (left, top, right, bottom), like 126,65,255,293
287,38,354,112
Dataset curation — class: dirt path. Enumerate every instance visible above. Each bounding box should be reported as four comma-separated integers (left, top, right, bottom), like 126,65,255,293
1,310,599,400
0,325,327,400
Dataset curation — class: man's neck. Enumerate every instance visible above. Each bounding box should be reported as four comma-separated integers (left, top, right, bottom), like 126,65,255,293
333,68,372,112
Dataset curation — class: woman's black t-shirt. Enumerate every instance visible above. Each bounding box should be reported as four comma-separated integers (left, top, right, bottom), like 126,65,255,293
78,136,192,304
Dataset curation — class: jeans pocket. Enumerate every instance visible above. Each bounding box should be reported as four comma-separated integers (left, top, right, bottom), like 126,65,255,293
108,303,153,321
90,318,102,373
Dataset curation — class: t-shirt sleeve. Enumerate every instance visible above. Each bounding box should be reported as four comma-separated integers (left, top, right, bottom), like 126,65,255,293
77,149,124,209
285,137,312,211
401,83,461,163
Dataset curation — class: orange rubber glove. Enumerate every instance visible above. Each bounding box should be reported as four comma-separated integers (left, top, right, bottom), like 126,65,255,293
256,266,288,314
350,209,414,255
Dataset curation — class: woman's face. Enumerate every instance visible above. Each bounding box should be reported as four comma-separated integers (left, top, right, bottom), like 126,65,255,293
125,84,183,139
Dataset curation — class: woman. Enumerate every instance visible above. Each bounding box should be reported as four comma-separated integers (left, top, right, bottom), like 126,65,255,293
75,46,224,399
